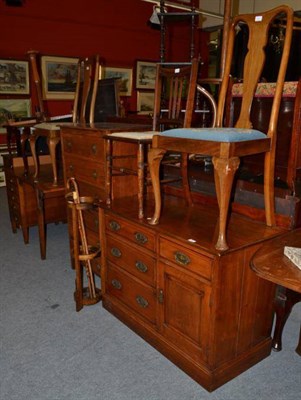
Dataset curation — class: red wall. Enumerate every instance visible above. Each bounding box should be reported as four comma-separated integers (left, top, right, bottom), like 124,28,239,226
0,0,208,116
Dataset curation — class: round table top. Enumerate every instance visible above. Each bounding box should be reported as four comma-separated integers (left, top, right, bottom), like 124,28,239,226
250,229,301,293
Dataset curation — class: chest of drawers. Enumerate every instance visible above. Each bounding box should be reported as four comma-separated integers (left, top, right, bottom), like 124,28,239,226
60,123,151,276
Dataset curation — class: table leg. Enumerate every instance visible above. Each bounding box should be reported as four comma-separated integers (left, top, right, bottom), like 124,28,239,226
137,143,145,219
47,136,60,186
272,286,301,354
105,139,112,206
29,135,39,180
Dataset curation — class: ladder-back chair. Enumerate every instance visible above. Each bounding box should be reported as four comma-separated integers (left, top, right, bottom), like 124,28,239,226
148,5,294,251
105,59,200,219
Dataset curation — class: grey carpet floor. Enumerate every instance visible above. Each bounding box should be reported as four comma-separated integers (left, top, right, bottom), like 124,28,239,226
0,187,300,400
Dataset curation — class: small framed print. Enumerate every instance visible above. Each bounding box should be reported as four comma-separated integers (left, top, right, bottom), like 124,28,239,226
104,67,133,96
137,91,155,114
0,98,31,133
0,59,30,95
41,55,78,100
136,61,157,90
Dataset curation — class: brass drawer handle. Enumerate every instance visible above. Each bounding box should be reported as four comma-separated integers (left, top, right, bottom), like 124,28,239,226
135,260,148,273
109,220,120,231
174,251,191,266
69,164,74,172
91,144,97,154
111,247,121,258
111,279,122,290
92,170,97,179
134,232,148,244
136,295,149,308
67,141,72,150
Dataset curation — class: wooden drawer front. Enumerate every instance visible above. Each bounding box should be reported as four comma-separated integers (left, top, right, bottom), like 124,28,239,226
64,154,105,188
107,263,156,325
107,235,155,286
62,133,105,162
81,208,99,234
159,238,213,281
105,215,155,252
67,180,105,202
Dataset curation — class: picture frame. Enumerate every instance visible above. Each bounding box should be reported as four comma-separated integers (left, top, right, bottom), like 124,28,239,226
104,67,132,96
137,91,155,115
136,61,157,90
41,55,78,100
171,0,195,6
0,59,30,95
0,98,31,133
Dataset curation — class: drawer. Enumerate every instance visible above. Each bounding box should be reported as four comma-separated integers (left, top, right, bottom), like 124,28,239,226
105,214,155,252
159,237,213,281
64,154,105,188
66,180,105,203
107,263,156,325
107,235,155,286
62,133,105,162
81,208,99,234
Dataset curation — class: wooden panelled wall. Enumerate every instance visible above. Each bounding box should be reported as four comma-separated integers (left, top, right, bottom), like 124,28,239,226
0,0,209,117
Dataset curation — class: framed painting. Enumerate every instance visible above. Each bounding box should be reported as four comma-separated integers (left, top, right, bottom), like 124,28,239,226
0,59,30,95
0,98,31,133
41,56,78,100
137,91,155,114
136,61,157,90
172,0,195,6
104,67,132,96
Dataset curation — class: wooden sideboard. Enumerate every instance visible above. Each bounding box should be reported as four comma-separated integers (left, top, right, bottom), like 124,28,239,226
59,122,293,391
99,195,286,392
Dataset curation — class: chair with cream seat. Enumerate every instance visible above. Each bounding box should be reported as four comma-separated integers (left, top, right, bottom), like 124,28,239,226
105,58,200,219
29,55,100,185
28,55,100,259
148,5,294,251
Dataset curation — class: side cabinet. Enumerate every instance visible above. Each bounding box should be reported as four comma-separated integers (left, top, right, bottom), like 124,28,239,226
100,207,276,392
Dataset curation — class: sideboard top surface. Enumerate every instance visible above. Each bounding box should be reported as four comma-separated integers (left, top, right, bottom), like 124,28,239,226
102,195,286,256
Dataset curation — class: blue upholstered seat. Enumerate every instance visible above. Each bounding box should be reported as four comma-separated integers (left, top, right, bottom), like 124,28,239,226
159,128,267,142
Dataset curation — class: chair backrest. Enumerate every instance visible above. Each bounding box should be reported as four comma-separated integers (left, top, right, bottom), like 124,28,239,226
72,55,100,124
152,59,200,131
216,5,294,139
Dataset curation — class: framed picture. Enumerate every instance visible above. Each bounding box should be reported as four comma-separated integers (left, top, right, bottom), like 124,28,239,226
0,151,8,187
136,61,157,90
41,55,78,100
0,59,30,95
0,99,31,133
137,91,155,114
104,67,132,96
172,0,195,5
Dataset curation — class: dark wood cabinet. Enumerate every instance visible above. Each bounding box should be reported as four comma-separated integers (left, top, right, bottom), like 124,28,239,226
60,122,152,276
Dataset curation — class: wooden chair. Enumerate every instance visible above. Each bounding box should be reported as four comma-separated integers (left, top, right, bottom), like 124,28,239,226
24,56,100,259
105,59,200,219
148,5,294,251
29,55,100,185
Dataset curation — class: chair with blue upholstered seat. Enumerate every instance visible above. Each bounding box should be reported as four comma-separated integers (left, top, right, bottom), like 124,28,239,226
148,5,294,251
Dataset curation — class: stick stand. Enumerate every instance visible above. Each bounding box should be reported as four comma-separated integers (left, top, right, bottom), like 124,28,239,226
66,177,102,311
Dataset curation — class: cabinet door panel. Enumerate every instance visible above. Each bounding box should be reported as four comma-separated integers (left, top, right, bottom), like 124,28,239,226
158,262,211,364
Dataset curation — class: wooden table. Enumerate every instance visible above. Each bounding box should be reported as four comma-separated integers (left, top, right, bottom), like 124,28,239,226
250,229,301,355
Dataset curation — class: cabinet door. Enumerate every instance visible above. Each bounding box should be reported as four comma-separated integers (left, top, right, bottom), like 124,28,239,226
157,262,211,364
